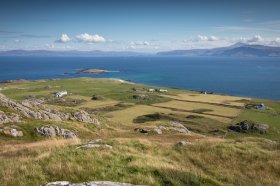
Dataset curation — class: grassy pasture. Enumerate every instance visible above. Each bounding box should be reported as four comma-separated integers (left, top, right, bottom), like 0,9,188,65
105,104,233,125
153,100,242,118
0,137,279,186
0,78,280,186
162,93,250,107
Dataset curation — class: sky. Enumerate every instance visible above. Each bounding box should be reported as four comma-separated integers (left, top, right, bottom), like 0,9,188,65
1,0,280,52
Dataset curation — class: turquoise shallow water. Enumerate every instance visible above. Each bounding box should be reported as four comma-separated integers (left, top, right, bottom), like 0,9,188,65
0,56,280,100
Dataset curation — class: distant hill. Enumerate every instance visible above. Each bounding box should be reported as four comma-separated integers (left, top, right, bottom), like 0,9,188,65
0,50,147,57
1,43,280,57
157,43,280,57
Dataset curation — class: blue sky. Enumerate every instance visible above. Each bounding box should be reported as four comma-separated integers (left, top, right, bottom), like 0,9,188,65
1,0,280,52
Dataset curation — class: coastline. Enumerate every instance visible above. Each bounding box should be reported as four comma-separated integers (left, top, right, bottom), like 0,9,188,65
0,77,259,101
1,56,280,100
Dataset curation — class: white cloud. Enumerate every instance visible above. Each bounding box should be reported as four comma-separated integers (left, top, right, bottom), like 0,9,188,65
57,34,71,43
76,33,106,43
195,35,219,42
234,35,280,46
196,35,208,41
208,36,219,41
247,35,263,43
46,43,55,48
269,37,280,46
127,40,159,51
129,41,151,46
46,43,71,49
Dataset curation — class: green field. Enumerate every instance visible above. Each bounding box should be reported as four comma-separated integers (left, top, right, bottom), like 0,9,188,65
0,78,279,186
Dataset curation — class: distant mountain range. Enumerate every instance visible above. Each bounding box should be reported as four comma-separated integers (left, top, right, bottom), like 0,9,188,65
1,43,280,57
0,50,147,57
157,43,280,57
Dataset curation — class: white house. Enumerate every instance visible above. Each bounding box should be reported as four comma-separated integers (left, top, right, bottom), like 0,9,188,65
55,91,68,98
148,88,155,92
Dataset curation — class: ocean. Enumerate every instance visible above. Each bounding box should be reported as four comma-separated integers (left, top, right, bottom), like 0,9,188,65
0,56,280,100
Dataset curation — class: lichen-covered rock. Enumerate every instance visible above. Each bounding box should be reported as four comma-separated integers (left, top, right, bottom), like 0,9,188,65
169,122,191,133
0,94,100,126
135,122,191,135
228,125,241,132
240,120,250,130
251,123,269,134
77,139,113,149
0,127,23,137
153,128,162,134
156,122,191,134
43,181,138,186
35,125,77,139
0,111,21,124
228,120,269,134
10,128,23,137
72,110,100,125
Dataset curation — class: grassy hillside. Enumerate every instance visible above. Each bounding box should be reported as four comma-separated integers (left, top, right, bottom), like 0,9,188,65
0,78,279,186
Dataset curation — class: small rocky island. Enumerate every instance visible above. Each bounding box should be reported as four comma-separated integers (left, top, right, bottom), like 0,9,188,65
64,69,111,75
77,69,108,74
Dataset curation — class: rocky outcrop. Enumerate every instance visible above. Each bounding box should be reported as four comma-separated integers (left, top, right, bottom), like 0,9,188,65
153,128,162,134
0,94,100,126
228,120,269,134
132,94,147,100
0,94,64,121
35,125,77,139
10,128,23,137
156,122,191,134
72,110,100,125
0,127,23,137
170,122,191,133
77,139,113,149
135,122,191,135
134,128,149,134
43,181,138,186
0,110,21,124
175,141,192,147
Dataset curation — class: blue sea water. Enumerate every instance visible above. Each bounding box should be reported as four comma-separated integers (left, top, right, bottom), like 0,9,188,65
0,56,280,100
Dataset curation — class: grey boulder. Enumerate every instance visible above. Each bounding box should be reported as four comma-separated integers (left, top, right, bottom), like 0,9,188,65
35,125,77,139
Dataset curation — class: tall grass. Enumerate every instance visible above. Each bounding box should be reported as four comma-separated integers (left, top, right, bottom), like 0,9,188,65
0,137,279,186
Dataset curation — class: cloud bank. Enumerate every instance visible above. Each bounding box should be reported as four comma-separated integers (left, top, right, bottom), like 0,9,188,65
196,35,219,42
56,34,71,43
76,33,106,43
247,35,263,43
